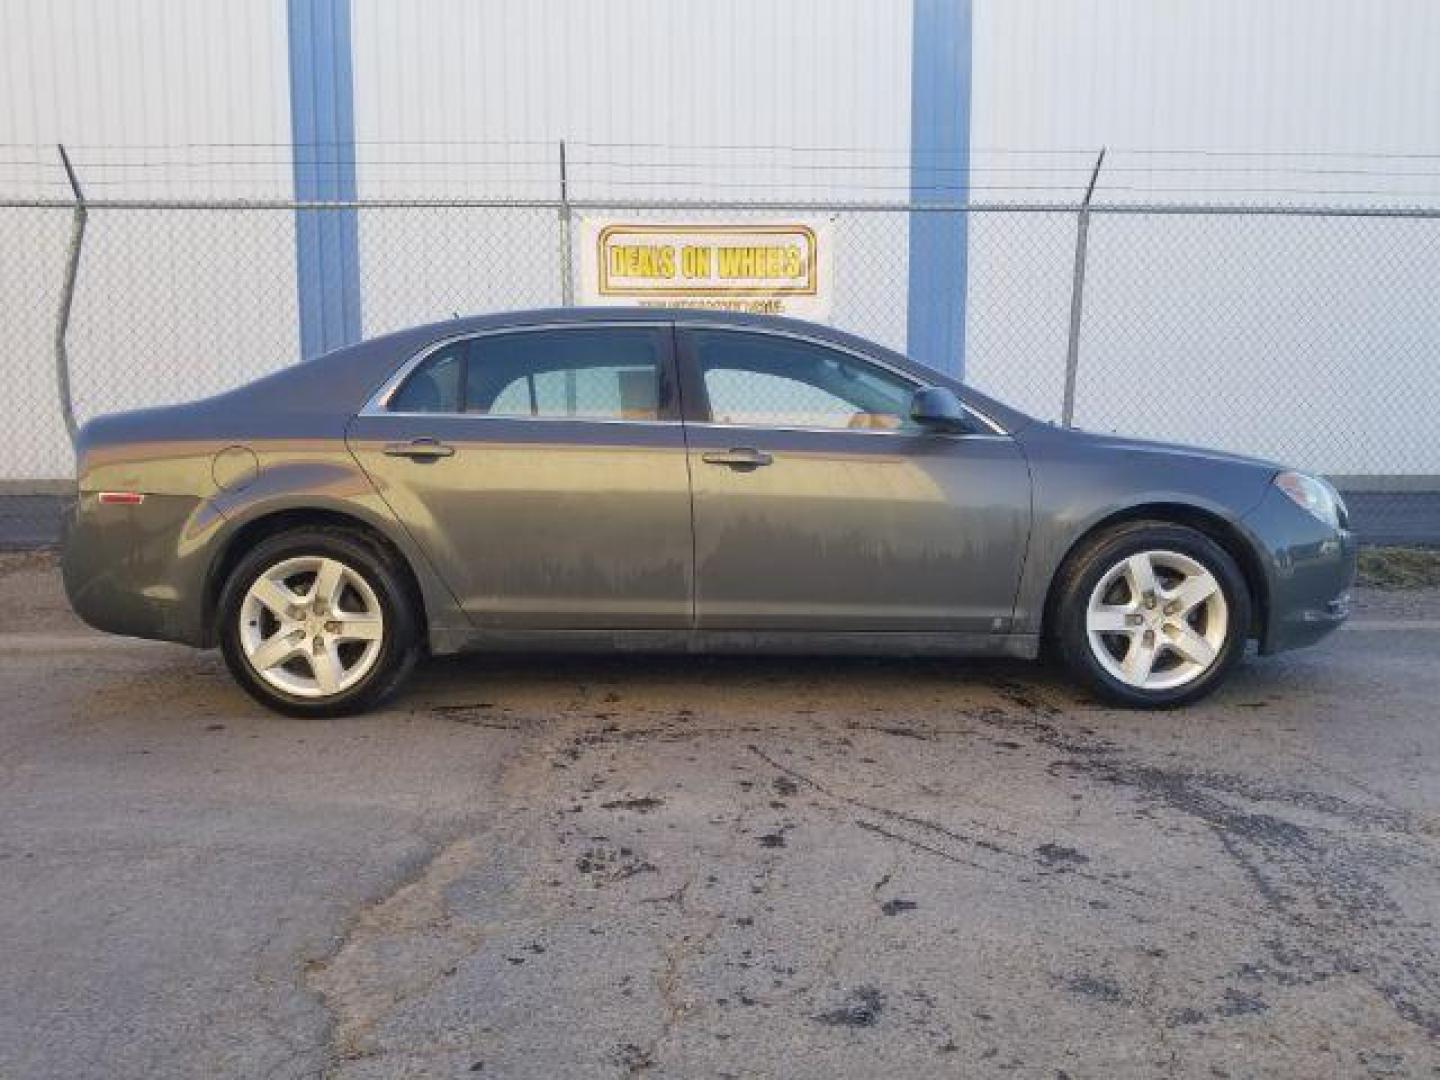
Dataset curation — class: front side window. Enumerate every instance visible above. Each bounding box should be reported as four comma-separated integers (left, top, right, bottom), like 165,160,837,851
388,327,665,420
688,330,918,431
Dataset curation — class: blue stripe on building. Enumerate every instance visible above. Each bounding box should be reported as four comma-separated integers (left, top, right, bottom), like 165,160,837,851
287,0,361,359
907,0,972,377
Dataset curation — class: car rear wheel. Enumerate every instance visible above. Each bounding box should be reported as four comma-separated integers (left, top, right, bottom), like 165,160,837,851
218,528,420,717
1055,521,1251,708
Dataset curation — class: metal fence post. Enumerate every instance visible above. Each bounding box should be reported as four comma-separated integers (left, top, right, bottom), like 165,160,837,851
1060,148,1106,428
558,140,575,307
54,143,86,446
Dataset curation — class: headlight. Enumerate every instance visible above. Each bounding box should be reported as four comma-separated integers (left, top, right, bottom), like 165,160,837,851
1274,471,1345,529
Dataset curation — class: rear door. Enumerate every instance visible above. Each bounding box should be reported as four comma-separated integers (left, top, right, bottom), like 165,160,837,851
677,327,1031,633
348,323,693,629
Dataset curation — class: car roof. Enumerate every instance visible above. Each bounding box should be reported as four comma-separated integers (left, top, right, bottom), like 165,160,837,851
388,306,899,358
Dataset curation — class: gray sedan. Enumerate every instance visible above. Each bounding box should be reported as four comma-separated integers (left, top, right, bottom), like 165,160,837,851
61,309,1355,716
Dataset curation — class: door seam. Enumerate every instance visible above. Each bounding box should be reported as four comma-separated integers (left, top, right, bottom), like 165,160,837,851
669,322,700,633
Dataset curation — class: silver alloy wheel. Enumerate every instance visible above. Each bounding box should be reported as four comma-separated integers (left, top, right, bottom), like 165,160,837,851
1085,549,1229,692
238,555,384,699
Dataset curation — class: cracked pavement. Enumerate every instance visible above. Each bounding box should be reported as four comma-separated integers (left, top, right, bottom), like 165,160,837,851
2,552,1439,1078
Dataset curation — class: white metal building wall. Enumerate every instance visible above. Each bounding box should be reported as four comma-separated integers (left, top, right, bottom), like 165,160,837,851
346,0,913,346
975,0,1440,187
9,1,1437,201
1,0,293,197
350,0,911,201
968,1,1440,468
1,0,298,480
3,1,1440,479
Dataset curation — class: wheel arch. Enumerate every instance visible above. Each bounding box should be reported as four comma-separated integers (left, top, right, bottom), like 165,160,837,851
1040,502,1270,644
202,507,429,649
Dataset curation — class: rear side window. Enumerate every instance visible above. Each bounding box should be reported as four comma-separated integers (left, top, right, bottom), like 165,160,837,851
472,328,661,420
388,343,464,413
388,327,666,420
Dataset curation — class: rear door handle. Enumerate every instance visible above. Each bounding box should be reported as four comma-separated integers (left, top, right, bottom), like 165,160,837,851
701,447,773,469
383,438,455,460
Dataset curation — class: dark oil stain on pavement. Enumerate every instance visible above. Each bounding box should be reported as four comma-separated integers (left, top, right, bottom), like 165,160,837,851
1053,751,1440,1039
813,986,886,1027
1034,843,1089,870
1064,973,1127,1005
599,796,665,813
879,898,918,916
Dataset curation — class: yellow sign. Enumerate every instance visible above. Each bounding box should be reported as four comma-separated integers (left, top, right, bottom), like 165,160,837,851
579,220,834,318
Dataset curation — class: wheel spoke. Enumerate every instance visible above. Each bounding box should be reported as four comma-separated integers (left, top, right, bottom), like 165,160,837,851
310,641,345,694
250,631,300,672
311,558,346,608
1121,637,1158,684
334,616,383,642
251,576,300,619
1088,606,1135,634
1169,570,1220,615
1166,624,1218,667
1125,554,1158,600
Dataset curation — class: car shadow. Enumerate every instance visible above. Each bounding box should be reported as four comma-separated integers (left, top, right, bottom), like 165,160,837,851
401,649,1092,715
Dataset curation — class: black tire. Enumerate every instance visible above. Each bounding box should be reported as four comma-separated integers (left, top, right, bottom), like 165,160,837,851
1054,521,1252,708
218,527,421,717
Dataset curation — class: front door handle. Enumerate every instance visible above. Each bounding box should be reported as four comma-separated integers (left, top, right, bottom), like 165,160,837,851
702,447,773,469
383,438,455,460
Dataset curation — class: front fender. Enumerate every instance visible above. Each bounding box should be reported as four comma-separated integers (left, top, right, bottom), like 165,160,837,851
1009,436,1277,636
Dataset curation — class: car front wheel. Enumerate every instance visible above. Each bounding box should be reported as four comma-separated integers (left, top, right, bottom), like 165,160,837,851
1055,522,1252,708
218,527,421,717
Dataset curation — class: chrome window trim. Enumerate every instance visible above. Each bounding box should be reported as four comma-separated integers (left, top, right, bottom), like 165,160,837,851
360,318,1011,439
673,321,1010,437
685,420,1010,441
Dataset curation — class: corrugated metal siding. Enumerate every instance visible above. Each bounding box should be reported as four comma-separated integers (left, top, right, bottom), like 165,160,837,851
347,0,916,342
0,0,293,198
962,0,1440,470
348,0,914,201
971,0,1440,204
0,0,297,480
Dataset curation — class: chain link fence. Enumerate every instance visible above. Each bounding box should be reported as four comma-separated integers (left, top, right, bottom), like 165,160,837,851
2,196,1437,547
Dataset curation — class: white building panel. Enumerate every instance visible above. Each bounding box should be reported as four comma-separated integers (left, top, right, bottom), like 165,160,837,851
971,0,1440,203
964,0,1440,473
347,0,915,342
349,0,914,202
0,0,293,199
0,0,298,478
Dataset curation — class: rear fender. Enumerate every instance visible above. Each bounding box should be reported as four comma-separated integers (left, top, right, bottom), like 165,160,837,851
205,457,468,648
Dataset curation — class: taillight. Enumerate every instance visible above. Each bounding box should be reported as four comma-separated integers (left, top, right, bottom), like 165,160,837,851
97,491,145,506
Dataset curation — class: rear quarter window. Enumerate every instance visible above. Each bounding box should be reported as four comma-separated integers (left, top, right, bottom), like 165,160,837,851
388,343,464,413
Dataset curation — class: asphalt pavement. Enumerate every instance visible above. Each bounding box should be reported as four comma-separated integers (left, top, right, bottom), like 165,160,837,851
2,553,1439,1078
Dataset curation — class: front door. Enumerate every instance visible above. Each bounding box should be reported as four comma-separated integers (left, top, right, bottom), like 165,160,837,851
677,327,1030,633
348,323,693,629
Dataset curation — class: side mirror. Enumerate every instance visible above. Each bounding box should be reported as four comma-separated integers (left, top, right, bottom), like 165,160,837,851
909,386,970,432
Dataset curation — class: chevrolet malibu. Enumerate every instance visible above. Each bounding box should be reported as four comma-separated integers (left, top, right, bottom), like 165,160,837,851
62,309,1355,716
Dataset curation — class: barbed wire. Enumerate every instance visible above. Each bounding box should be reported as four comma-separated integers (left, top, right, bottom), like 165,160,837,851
4,139,1440,158
1,141,1437,204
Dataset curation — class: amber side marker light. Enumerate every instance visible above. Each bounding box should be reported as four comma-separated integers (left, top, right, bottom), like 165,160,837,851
97,491,145,506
